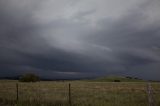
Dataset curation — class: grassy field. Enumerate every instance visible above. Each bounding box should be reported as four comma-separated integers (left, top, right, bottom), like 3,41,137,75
0,80,160,106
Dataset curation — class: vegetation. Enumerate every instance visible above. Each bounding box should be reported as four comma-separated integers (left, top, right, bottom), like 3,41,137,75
19,73,40,82
90,76,145,82
0,80,160,106
114,79,121,82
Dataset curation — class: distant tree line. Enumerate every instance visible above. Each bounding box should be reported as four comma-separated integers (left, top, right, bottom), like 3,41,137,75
125,76,142,80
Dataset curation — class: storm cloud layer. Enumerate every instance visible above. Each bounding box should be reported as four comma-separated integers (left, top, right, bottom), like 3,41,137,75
0,0,160,80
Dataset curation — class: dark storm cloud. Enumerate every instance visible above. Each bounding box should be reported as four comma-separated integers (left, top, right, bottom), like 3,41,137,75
0,0,160,80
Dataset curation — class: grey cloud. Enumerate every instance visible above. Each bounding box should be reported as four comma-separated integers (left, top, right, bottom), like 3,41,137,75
0,0,160,80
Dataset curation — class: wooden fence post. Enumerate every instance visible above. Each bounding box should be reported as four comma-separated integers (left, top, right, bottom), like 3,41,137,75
16,83,19,102
69,83,72,106
147,83,155,106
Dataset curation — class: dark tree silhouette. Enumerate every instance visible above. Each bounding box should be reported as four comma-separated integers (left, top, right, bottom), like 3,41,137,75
19,73,40,82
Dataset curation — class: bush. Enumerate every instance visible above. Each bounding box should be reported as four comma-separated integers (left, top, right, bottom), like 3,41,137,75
114,80,121,82
126,76,132,79
19,73,40,82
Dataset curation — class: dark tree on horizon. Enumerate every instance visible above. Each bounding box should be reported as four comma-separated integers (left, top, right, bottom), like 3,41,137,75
19,73,40,82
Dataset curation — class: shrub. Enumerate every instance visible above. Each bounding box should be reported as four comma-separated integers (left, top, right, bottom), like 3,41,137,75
126,76,132,79
19,73,40,82
114,80,121,82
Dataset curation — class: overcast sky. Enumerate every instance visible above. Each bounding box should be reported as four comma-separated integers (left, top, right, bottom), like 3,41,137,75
0,0,160,80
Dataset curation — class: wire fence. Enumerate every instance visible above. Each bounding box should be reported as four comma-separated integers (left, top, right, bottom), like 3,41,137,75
0,81,160,106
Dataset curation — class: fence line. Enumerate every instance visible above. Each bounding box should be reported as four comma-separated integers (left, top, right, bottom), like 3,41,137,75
10,82,159,106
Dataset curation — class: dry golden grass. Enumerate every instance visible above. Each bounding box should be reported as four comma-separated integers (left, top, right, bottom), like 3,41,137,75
0,80,160,106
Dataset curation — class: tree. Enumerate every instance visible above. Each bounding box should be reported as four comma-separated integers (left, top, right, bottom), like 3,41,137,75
114,80,121,82
19,73,40,82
